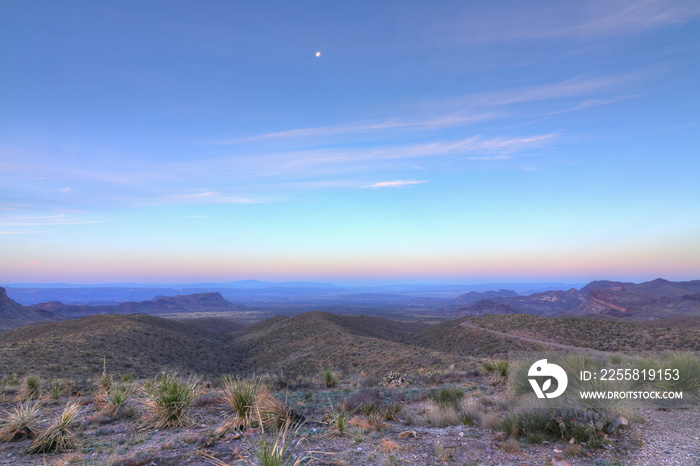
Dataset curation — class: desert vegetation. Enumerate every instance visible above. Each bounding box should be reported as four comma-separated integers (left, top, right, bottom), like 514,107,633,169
0,350,693,465
0,311,697,463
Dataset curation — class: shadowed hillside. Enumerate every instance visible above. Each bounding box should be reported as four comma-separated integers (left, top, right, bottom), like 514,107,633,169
231,311,454,376
0,314,244,379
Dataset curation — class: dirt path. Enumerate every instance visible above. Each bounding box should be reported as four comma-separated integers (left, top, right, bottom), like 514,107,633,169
461,320,609,355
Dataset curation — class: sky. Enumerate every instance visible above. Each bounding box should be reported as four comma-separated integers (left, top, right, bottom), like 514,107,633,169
1,0,699,285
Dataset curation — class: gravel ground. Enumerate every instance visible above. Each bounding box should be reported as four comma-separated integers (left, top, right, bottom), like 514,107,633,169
0,395,696,465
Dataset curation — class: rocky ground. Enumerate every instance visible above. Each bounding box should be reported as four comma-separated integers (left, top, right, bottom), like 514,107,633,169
0,375,697,466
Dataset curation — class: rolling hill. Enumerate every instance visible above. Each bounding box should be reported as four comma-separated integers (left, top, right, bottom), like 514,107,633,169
0,314,244,380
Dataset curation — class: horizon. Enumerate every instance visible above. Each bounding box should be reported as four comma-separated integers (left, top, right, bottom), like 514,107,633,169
2,2,699,284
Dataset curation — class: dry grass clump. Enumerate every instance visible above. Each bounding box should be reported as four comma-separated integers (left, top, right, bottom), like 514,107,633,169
216,375,266,434
321,404,351,438
26,402,81,454
99,385,134,417
0,401,41,442
140,373,200,429
17,376,41,402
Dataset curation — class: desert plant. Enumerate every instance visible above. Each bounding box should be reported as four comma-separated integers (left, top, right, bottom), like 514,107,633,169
17,376,41,401
46,381,66,401
140,373,200,429
97,372,113,395
320,368,338,388
322,403,351,438
217,375,266,432
483,360,509,377
100,385,134,417
26,402,81,454
429,387,464,409
0,401,41,442
383,403,402,421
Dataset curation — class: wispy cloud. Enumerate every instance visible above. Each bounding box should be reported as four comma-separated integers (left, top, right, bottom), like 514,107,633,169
0,214,118,227
363,180,429,189
468,155,512,161
214,112,501,145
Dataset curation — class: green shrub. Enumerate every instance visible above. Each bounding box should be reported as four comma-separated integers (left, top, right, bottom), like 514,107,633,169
429,387,464,409
140,373,200,429
483,360,509,377
320,368,339,388
18,376,41,402
218,375,266,431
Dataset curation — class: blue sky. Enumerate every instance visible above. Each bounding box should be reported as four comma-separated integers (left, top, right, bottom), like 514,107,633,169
1,0,699,284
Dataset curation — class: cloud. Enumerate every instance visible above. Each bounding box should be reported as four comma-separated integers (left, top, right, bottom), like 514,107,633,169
0,214,118,227
468,155,512,161
213,111,501,145
362,180,429,189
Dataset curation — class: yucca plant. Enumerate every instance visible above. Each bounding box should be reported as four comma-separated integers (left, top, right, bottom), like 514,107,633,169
140,373,200,429
0,401,41,442
321,403,351,438
320,368,338,388
100,385,134,417
26,402,81,454
17,376,41,402
216,375,266,434
483,360,509,378
97,372,113,395
46,381,67,401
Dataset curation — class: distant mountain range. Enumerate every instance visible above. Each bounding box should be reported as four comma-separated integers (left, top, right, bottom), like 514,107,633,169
31,292,244,317
456,278,700,320
4,281,581,305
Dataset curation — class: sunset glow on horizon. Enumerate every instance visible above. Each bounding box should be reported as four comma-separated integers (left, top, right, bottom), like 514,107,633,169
1,1,699,286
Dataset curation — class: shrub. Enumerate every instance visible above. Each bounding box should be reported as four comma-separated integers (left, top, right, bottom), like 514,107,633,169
218,375,266,432
17,376,41,402
140,373,200,429
26,402,81,454
0,401,41,442
100,385,134,417
46,381,66,401
320,368,339,388
321,403,351,438
383,403,402,421
429,387,464,409
483,360,509,377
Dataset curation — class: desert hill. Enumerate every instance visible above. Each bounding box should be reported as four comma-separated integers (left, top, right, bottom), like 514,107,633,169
31,292,243,317
408,316,547,357
0,313,244,379
231,311,447,376
469,313,700,352
0,286,61,331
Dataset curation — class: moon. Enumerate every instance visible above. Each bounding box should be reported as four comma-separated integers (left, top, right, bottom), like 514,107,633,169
315,51,321,57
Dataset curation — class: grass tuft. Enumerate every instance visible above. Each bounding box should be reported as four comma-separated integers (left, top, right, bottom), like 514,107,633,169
140,373,200,429
26,402,81,454
17,376,41,402
0,401,41,442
